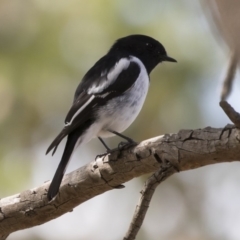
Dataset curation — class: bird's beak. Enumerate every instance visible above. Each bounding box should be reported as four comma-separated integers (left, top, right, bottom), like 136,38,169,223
162,55,177,63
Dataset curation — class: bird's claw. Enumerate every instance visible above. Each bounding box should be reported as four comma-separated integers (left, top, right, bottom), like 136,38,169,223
95,152,109,160
95,140,137,160
95,148,118,160
118,141,137,150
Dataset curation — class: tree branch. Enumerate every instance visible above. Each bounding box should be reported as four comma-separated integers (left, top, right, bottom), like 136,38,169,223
1,125,240,239
219,53,240,128
123,165,176,240
220,53,237,101
220,101,240,128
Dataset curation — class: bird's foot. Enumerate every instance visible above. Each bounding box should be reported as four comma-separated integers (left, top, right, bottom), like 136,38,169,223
118,140,137,151
95,152,109,160
95,139,137,160
95,148,117,160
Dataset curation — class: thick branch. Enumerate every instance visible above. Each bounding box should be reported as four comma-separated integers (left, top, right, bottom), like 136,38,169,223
1,124,240,238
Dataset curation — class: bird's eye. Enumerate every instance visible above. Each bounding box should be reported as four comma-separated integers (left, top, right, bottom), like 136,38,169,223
146,43,154,50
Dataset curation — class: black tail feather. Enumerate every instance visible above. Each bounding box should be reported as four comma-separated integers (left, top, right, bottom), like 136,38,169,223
46,129,67,156
47,119,95,201
47,132,79,201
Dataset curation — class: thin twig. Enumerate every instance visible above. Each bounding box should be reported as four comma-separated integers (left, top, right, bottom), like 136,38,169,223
123,165,176,240
220,53,237,101
220,101,240,128
219,52,240,127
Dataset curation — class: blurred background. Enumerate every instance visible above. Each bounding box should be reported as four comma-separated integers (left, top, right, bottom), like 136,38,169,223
1,0,240,239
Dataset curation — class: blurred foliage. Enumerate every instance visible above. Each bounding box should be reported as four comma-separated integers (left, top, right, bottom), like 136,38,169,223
0,0,233,240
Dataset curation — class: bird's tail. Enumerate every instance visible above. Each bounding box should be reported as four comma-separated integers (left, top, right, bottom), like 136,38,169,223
47,131,80,201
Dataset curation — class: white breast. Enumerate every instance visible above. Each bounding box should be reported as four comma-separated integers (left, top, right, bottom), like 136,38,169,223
96,56,149,138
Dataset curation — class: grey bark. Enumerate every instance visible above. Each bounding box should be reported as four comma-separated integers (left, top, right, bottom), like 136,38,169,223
0,124,240,239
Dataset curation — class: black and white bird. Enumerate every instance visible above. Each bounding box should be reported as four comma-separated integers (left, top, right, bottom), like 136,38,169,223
46,34,176,200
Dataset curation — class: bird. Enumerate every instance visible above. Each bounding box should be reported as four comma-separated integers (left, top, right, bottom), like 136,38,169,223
46,34,177,200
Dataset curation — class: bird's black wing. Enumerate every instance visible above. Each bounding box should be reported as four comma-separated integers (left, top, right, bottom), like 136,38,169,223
46,91,97,155
46,55,141,155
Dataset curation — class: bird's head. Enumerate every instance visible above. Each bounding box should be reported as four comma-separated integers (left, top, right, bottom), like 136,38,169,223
109,34,177,73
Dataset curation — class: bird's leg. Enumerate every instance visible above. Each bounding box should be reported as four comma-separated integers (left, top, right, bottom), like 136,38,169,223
96,136,126,189
108,130,135,143
96,132,137,160
98,137,112,152
108,130,137,150
95,137,117,160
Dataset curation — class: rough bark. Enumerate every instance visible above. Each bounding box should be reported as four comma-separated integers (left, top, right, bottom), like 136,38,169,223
0,124,240,239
